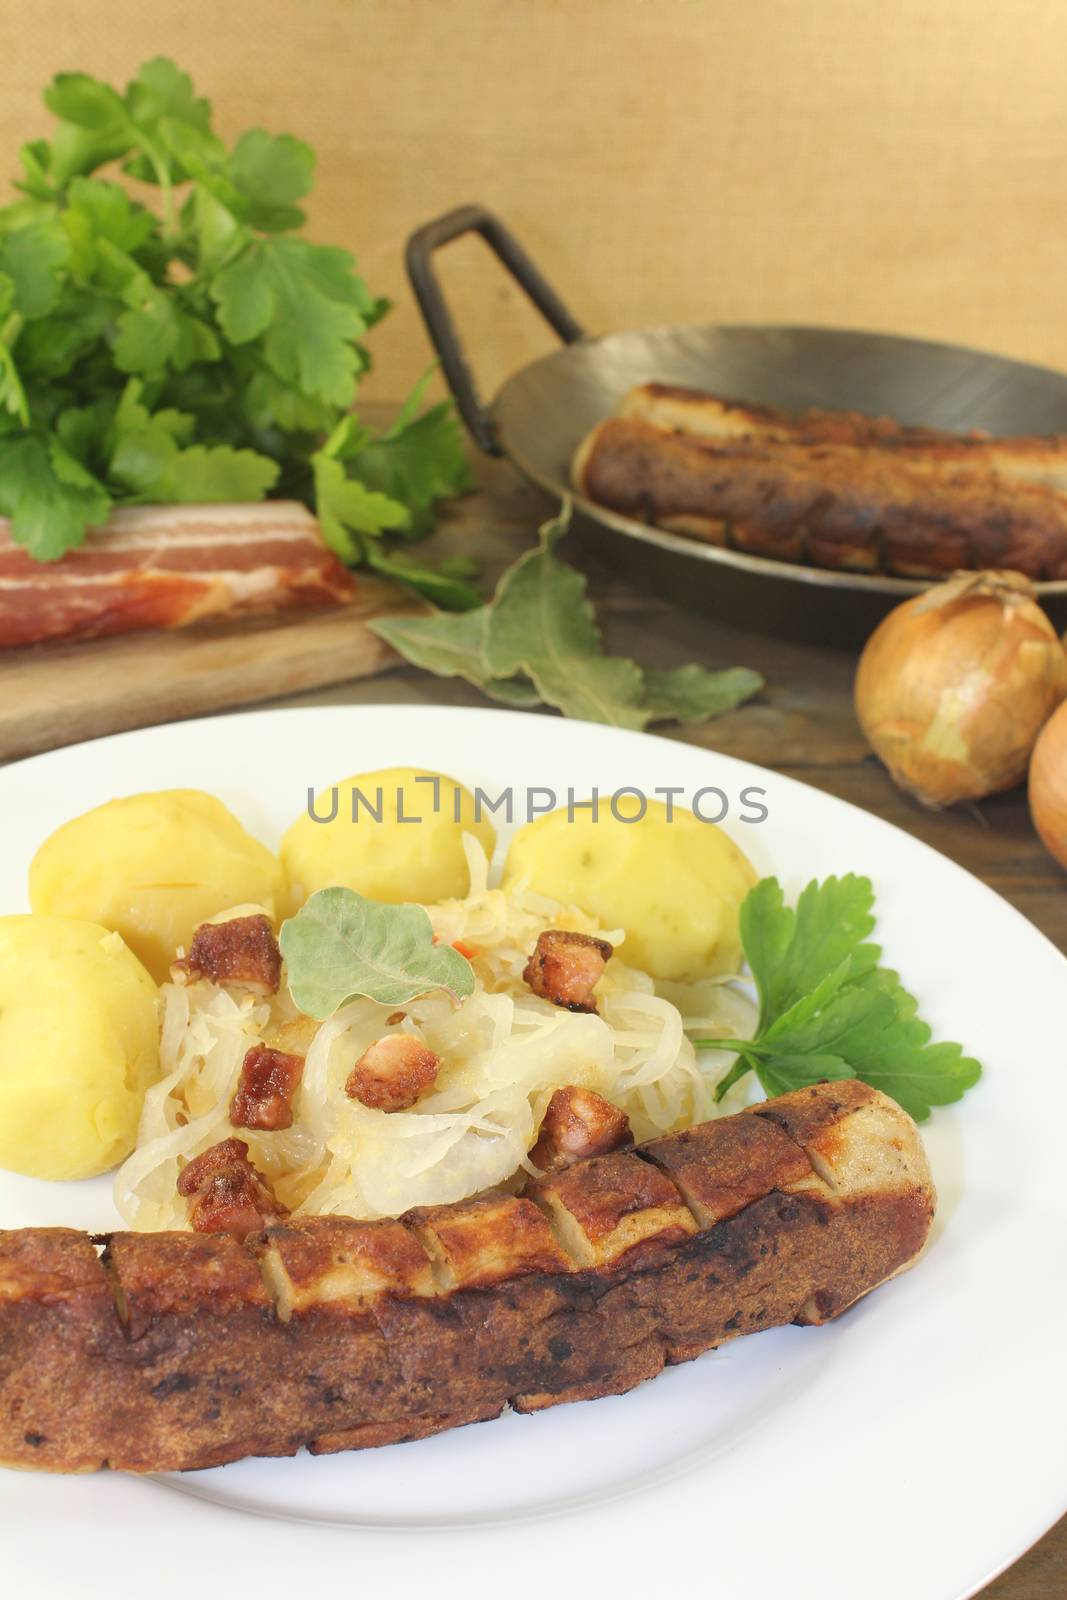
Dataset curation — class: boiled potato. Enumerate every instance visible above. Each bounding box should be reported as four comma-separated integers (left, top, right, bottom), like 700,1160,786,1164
503,800,756,981
282,767,495,907
0,916,159,1180
29,789,285,982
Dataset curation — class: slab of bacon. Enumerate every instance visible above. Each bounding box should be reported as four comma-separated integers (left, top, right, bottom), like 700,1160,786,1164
0,500,355,650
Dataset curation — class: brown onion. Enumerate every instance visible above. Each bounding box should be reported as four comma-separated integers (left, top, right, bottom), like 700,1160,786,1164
1029,698,1067,867
855,571,1067,808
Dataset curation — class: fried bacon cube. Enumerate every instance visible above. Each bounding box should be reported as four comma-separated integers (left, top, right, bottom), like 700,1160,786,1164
230,1045,304,1131
177,1138,287,1240
345,1035,441,1113
178,914,281,994
529,1086,632,1172
523,930,613,1013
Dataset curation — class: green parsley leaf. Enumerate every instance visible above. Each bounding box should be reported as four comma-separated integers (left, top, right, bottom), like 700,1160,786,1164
125,57,211,141
13,291,109,381
342,400,472,529
280,887,475,1018
241,367,336,435
0,345,26,423
692,875,983,1121
54,396,117,469
44,71,129,133
834,967,985,1117
0,431,110,558
312,451,409,561
0,221,70,319
42,72,133,185
121,58,214,189
113,282,219,376
84,234,147,295
161,443,279,502
108,394,186,495
15,140,57,202
189,186,242,275
0,274,28,423
63,177,156,263
108,380,276,502
151,118,230,194
744,875,879,1031
212,238,370,405
227,129,314,232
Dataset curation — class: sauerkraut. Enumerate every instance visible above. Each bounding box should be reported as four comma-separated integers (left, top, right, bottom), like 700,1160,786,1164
115,838,755,1230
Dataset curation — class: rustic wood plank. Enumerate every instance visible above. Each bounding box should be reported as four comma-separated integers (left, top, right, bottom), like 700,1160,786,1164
0,574,416,763
984,1521,1067,1600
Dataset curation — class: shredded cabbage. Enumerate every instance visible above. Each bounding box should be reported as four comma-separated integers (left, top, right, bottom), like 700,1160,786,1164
114,837,756,1229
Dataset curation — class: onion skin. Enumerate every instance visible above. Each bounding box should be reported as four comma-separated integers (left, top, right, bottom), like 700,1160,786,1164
1029,699,1067,867
855,571,1067,808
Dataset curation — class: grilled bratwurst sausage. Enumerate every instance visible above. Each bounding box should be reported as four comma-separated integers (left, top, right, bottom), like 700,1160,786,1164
0,1080,934,1474
574,415,1067,578
618,382,1067,491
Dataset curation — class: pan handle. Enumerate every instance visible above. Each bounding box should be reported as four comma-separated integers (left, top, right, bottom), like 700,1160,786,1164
405,204,585,454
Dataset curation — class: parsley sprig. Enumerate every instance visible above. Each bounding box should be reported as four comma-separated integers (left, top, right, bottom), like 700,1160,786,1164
693,875,982,1121
0,58,473,601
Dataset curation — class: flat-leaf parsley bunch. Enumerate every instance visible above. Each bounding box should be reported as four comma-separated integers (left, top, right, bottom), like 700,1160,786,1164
0,57,475,604
693,874,982,1122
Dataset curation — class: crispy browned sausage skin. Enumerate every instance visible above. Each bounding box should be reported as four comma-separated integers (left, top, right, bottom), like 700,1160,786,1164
574,415,1067,579
0,1081,935,1474
618,384,1067,491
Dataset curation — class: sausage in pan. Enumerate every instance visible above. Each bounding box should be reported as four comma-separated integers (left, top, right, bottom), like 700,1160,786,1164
573,416,1067,578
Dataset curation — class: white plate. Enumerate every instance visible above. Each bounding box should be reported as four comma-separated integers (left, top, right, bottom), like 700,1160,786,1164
1,704,1065,1600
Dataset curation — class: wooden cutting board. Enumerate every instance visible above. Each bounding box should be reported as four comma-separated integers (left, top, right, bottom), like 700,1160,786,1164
0,576,418,763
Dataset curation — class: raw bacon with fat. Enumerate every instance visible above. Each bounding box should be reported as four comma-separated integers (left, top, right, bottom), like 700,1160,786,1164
0,501,354,649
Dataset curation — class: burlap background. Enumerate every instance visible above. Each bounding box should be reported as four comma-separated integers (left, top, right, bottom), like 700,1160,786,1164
2,0,1063,406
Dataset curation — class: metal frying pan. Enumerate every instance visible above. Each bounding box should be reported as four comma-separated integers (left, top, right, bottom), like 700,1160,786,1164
406,205,1067,646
